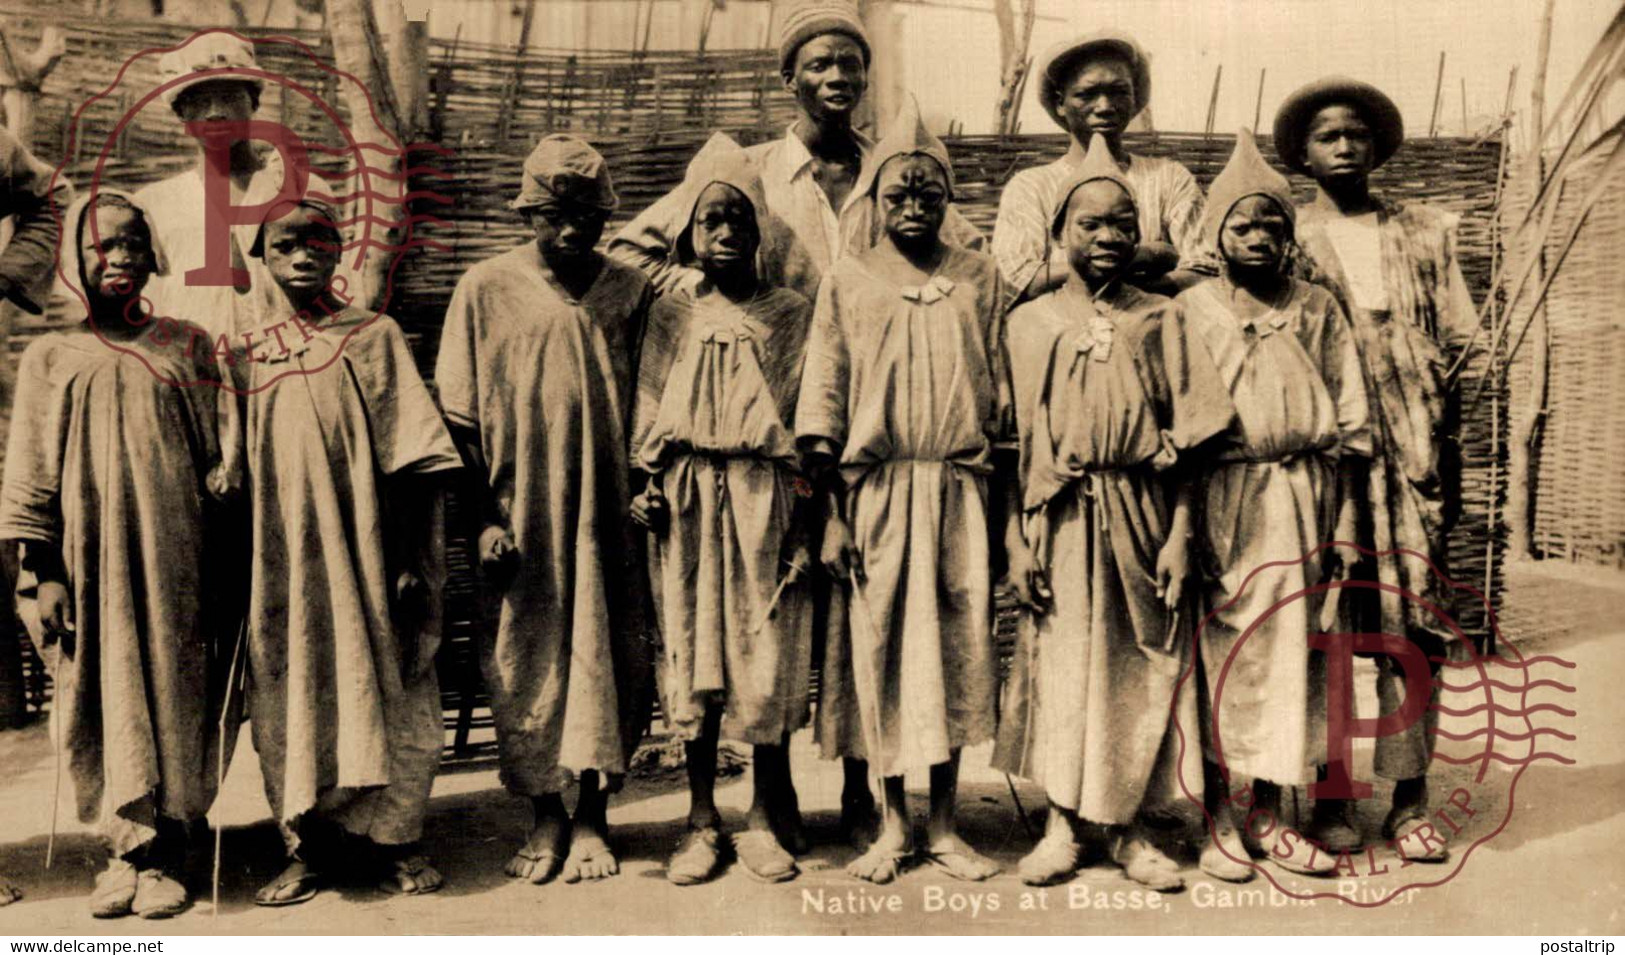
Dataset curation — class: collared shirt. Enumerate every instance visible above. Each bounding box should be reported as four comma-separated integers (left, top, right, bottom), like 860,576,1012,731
754,122,874,271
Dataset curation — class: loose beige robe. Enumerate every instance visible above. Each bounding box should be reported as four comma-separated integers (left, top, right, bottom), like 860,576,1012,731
795,247,1010,775
635,285,815,745
436,248,656,794
1178,278,1371,786
240,306,461,845
992,280,1233,823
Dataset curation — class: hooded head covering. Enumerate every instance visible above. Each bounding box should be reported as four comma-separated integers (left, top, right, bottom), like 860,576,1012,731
1049,133,1137,240
858,94,954,199
777,0,872,75
157,31,264,112
510,134,619,213
1272,76,1404,175
1202,129,1297,252
247,196,344,260
59,188,168,309
1034,30,1152,131
671,132,771,268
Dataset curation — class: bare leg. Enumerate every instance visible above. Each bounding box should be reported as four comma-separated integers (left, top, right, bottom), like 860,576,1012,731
846,775,910,883
734,739,799,882
765,735,808,854
923,751,1000,881
1017,802,1082,885
505,793,569,884
0,876,19,906
668,707,725,886
564,771,619,883
840,756,877,849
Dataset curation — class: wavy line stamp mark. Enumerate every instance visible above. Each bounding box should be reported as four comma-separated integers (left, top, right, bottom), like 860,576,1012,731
53,28,453,394
1174,541,1577,906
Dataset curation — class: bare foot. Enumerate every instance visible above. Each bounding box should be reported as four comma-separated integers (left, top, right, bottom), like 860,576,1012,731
1018,828,1081,886
923,833,1001,882
378,852,444,895
0,876,20,906
1115,836,1184,892
846,816,911,884
254,858,321,907
506,814,569,885
562,827,619,883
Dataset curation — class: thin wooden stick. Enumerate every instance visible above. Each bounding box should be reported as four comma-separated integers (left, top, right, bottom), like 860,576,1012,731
1204,64,1223,136
212,623,248,917
1460,76,1469,134
1428,51,1446,137
1252,67,1266,134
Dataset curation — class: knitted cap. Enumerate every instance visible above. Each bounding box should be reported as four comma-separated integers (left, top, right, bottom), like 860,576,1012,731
1203,128,1296,250
778,0,871,74
510,134,618,213
1034,30,1151,130
157,32,263,111
1049,133,1137,239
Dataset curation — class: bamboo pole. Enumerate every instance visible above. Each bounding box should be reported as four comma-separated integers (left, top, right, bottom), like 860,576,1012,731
1252,67,1266,134
1506,0,1558,559
1204,63,1223,136
1428,51,1446,137
1461,76,1468,134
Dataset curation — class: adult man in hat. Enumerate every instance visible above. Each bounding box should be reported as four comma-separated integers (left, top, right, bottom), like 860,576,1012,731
136,31,285,340
991,30,1207,305
610,0,980,854
609,0,981,302
1274,76,1477,863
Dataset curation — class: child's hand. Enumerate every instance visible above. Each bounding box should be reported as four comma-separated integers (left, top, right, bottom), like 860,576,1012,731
1005,544,1052,616
478,524,519,590
630,488,668,533
1155,533,1191,610
821,513,862,582
393,570,428,625
37,580,74,653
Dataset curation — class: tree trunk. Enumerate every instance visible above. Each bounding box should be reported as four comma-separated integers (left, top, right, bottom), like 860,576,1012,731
992,0,1034,136
324,0,426,312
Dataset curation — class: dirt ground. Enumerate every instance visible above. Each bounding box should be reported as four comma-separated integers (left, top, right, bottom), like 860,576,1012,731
0,563,1620,936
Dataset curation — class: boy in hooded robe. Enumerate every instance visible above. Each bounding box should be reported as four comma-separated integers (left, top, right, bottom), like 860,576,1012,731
991,135,1235,891
0,190,233,919
796,99,1015,886
992,31,1209,307
436,135,656,886
1274,78,1477,860
235,198,461,905
1176,131,1371,877
630,133,816,886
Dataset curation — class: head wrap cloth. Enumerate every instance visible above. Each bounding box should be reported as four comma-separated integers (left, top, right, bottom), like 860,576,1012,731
510,134,619,213
671,132,771,267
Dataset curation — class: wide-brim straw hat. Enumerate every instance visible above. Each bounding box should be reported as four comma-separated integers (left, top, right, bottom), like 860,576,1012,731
1034,30,1151,130
1272,76,1404,174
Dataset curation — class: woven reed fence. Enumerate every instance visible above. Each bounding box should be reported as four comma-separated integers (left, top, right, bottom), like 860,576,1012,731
1501,142,1625,569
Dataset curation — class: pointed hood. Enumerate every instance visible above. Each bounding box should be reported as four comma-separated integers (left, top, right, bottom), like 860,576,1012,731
856,94,955,200
1049,133,1137,239
58,188,169,311
672,132,772,267
1201,128,1297,251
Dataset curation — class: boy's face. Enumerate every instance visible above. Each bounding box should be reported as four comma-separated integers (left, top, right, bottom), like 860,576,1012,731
690,182,759,278
784,33,867,124
174,79,257,128
1058,55,1136,142
877,155,948,248
1218,195,1291,271
80,203,156,301
1062,179,1139,283
526,199,608,263
261,206,340,297
1302,104,1375,185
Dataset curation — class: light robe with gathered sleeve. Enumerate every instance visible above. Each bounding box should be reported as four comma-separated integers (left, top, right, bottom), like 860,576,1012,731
992,152,1208,303
795,246,1011,775
436,247,656,794
633,285,815,746
1177,277,1371,786
1294,198,1479,781
0,326,233,857
238,306,461,847
991,279,1233,824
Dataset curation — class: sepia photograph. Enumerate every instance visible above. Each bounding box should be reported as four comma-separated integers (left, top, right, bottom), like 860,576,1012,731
0,0,1619,940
